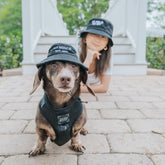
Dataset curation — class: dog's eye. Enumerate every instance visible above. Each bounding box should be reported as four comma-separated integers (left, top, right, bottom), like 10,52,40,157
52,63,57,68
72,64,77,68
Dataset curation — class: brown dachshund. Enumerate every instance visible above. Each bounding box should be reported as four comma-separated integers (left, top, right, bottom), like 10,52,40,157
29,60,94,157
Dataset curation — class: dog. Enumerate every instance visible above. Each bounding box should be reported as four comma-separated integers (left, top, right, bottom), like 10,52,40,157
29,43,95,157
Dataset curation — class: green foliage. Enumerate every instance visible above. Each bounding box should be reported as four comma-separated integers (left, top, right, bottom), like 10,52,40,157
0,33,22,71
0,0,22,35
146,36,165,70
0,0,22,71
57,0,110,34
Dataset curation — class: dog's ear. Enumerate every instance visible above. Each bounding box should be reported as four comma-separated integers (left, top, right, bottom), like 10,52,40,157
81,68,88,84
80,68,95,96
30,67,43,95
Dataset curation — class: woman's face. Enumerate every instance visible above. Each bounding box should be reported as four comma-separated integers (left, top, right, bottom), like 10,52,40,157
85,33,109,52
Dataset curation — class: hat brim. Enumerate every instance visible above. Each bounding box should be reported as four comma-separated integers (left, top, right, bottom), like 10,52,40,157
80,29,113,46
36,54,88,71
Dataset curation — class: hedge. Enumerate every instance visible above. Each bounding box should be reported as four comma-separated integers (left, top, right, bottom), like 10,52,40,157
0,32,22,71
146,36,165,70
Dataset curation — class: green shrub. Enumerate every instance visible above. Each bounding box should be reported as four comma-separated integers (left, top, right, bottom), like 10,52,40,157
57,0,110,35
146,36,165,70
0,32,22,71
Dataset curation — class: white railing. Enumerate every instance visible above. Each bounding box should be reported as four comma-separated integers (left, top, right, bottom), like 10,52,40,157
41,0,69,36
21,0,68,73
103,0,126,36
103,0,147,64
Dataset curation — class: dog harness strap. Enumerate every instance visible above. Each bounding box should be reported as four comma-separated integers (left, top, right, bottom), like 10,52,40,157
39,93,83,146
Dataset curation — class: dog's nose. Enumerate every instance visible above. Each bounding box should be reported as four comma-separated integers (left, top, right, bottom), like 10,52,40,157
60,76,71,84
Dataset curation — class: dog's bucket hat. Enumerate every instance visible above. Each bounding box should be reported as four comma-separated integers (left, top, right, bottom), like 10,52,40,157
36,43,88,71
80,17,114,46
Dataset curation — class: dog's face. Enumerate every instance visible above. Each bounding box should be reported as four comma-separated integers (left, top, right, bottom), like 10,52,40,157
46,61,80,93
30,61,95,96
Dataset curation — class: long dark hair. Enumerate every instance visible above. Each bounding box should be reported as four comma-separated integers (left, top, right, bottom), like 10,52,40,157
79,33,112,78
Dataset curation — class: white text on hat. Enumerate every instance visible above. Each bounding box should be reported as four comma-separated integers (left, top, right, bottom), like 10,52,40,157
92,20,104,26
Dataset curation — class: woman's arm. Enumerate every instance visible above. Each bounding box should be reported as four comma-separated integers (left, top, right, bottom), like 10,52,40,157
81,75,111,93
83,49,101,73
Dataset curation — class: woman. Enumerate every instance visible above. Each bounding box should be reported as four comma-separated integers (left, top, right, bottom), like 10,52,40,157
79,17,114,93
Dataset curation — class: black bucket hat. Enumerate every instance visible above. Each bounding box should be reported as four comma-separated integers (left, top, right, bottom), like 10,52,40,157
36,43,88,71
80,17,114,46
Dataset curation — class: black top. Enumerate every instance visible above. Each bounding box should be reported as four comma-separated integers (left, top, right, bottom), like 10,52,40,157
39,93,83,146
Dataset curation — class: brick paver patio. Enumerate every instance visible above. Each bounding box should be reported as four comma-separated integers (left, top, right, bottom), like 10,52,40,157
0,75,165,165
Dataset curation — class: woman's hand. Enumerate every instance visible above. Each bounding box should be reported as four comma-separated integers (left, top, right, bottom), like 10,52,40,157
83,49,101,73
88,49,101,60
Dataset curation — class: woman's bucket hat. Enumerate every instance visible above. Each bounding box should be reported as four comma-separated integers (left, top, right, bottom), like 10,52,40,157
80,17,114,46
36,43,88,71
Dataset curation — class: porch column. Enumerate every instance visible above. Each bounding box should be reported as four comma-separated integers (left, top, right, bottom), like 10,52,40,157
22,0,34,64
135,0,147,64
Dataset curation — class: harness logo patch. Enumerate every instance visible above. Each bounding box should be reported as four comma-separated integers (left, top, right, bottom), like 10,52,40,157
57,114,70,125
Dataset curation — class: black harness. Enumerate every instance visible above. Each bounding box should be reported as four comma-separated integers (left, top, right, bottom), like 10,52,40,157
39,93,83,146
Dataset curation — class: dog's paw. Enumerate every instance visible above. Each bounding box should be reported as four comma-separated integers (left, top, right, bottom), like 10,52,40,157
29,145,45,157
72,144,86,153
80,128,88,135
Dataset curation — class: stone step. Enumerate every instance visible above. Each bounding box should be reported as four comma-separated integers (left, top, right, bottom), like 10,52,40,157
34,53,135,64
2,68,22,77
38,35,77,45
38,35,132,45
113,54,134,63
34,44,135,54
113,63,147,75
31,34,147,75
147,68,165,76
